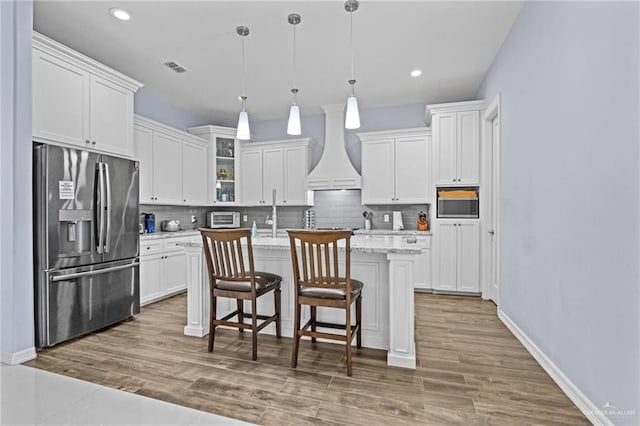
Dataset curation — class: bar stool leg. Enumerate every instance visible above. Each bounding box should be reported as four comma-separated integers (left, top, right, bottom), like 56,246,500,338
292,301,301,368
251,298,258,361
356,296,362,349
310,306,317,343
237,299,244,333
208,293,217,352
345,300,353,376
275,289,282,338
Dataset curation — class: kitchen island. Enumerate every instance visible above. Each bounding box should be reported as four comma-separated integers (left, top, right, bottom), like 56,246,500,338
180,233,430,369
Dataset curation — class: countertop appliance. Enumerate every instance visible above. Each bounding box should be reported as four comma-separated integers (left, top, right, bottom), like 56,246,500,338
33,143,140,348
160,220,181,232
207,211,240,228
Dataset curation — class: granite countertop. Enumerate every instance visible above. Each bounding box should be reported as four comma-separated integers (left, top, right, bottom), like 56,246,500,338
178,234,428,255
140,230,200,240
354,229,432,236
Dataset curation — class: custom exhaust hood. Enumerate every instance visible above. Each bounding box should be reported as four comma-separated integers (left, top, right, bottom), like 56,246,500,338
306,104,362,190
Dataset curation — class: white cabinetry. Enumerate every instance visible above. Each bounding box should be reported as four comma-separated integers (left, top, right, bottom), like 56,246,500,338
182,140,209,206
427,101,483,185
32,32,142,157
239,139,313,206
359,128,431,204
431,221,480,293
140,235,200,306
134,115,210,206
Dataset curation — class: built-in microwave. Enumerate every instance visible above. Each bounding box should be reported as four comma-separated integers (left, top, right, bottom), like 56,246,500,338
207,211,241,228
437,188,479,219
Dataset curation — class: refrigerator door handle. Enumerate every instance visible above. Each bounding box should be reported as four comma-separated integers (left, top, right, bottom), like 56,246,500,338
104,162,112,253
96,162,106,254
50,261,139,282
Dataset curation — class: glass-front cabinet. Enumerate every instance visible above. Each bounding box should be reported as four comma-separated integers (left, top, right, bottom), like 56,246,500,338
187,125,240,206
215,137,236,203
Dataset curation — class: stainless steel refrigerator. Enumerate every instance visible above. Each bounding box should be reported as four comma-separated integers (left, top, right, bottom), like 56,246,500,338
33,143,140,348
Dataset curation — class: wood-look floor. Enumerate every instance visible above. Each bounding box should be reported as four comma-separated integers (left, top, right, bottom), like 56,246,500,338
27,293,588,425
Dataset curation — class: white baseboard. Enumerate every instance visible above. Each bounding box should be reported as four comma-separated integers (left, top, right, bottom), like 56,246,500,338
1,347,37,365
498,310,613,426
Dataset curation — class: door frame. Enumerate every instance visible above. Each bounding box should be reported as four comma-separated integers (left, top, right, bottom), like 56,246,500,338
481,93,502,305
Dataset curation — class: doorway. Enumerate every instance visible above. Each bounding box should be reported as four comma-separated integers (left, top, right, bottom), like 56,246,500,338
482,94,501,305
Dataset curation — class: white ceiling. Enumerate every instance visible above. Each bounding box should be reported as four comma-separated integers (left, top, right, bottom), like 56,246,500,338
34,1,523,125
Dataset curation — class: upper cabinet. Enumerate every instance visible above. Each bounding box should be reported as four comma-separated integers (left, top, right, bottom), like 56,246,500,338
238,139,314,207
188,126,239,206
134,115,210,206
32,32,143,158
358,128,432,205
426,101,484,186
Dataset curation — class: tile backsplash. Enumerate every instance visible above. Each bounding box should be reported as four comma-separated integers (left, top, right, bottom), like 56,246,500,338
140,205,210,230
212,189,430,231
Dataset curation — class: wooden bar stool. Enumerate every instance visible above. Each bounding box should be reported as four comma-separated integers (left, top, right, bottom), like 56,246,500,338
200,228,281,361
287,229,363,376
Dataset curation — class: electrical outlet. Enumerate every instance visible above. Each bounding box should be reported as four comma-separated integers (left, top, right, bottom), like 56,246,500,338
243,214,248,223
384,214,390,223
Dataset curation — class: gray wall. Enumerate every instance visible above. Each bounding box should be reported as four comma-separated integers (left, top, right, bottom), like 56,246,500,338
476,1,639,423
1,0,34,361
134,87,209,131
250,102,428,172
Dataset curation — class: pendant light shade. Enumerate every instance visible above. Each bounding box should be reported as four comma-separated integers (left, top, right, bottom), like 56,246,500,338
287,103,301,135
345,94,360,129
237,108,250,140
236,26,251,140
287,13,302,135
344,0,360,129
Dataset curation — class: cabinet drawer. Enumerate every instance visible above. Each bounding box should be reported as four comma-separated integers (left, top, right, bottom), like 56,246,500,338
163,237,190,252
140,240,162,256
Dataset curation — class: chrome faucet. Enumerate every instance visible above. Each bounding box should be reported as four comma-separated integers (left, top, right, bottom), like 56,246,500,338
270,188,277,238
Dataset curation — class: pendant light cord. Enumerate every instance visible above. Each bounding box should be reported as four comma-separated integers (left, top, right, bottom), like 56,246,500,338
293,22,297,104
350,10,354,83
241,33,246,109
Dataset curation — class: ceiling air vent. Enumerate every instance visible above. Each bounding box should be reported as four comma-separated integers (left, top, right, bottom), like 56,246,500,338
163,61,187,73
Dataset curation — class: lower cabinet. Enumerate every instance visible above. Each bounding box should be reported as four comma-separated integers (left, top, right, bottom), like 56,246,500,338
140,236,192,306
413,250,431,291
431,221,480,293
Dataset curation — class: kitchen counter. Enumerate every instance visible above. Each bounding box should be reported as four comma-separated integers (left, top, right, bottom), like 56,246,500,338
140,230,200,240
180,232,423,369
231,234,428,254
354,229,432,236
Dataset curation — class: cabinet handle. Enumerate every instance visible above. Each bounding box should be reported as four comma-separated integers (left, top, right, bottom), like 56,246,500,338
85,139,90,145
92,141,97,146
184,199,187,202
146,247,150,250
283,200,287,203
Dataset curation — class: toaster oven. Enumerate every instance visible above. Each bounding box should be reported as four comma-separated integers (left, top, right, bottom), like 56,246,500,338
207,211,241,228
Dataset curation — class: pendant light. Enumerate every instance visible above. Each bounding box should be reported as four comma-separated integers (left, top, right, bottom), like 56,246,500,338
344,0,360,129
286,13,302,135
236,26,251,140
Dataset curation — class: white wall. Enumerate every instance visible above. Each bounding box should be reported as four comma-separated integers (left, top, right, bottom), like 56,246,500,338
476,1,639,424
0,0,35,364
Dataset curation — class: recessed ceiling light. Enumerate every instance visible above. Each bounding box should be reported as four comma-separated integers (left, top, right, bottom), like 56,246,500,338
109,8,130,21
410,69,422,77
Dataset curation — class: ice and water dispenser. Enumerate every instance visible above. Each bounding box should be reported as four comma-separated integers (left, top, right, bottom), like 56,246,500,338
58,209,93,255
